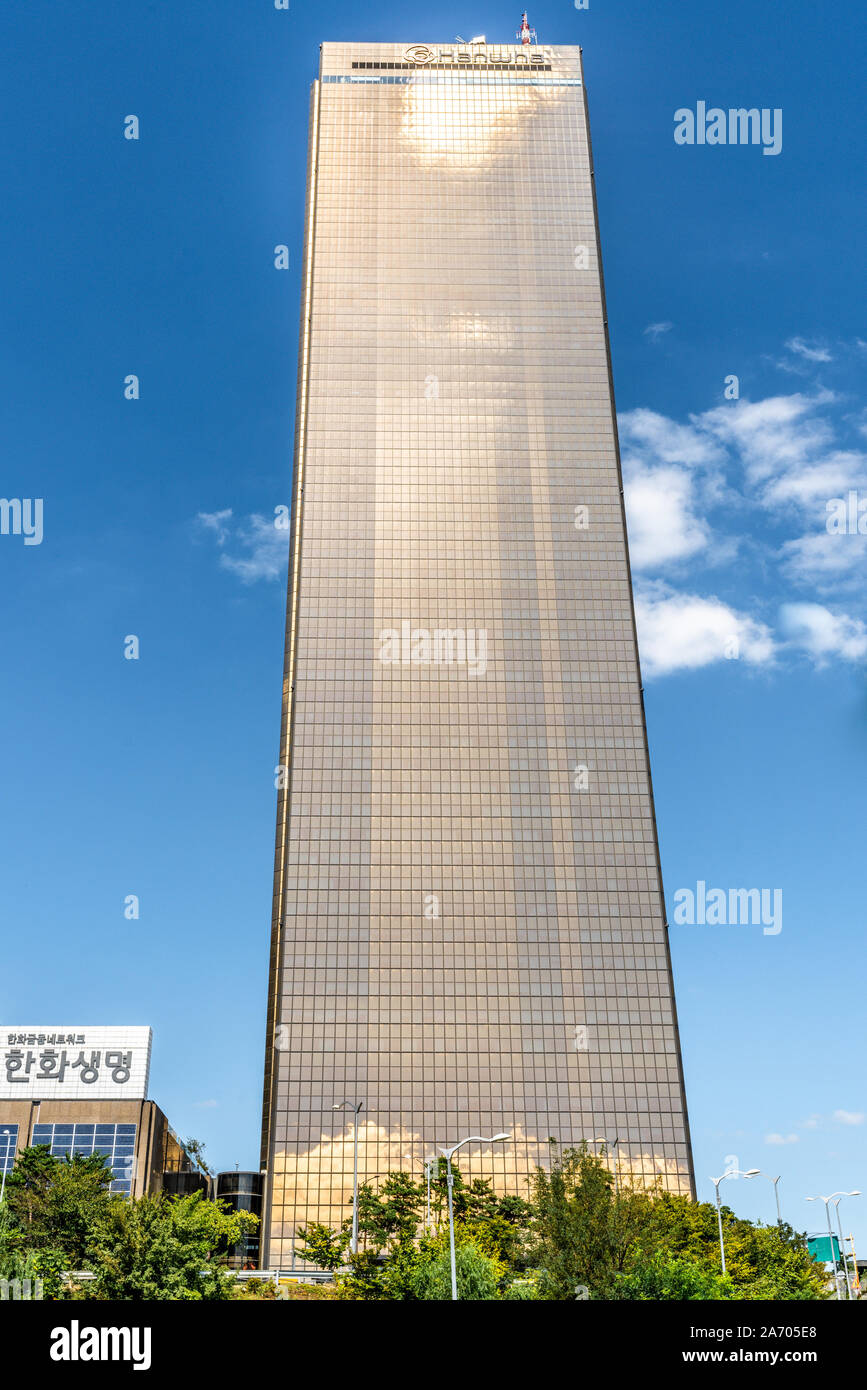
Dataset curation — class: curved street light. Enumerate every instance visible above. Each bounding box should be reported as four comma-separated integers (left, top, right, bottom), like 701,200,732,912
806,1191,860,1301
439,1133,510,1300
332,1099,364,1254
710,1169,760,1273
827,1192,859,1301
403,1150,438,1230
746,1170,783,1227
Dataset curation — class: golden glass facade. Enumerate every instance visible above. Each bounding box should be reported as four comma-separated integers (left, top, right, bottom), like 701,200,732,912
261,41,694,1265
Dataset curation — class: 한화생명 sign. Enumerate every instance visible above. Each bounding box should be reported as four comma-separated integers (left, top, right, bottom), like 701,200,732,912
0,1026,152,1101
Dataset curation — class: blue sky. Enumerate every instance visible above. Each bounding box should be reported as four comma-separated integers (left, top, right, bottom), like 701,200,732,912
1,0,864,1247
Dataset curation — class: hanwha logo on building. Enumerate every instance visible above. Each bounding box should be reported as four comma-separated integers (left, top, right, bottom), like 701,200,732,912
403,44,435,64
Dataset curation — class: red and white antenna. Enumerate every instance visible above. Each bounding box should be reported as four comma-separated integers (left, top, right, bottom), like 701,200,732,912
517,10,537,45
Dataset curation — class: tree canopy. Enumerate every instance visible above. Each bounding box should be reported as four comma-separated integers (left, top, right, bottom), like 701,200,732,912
0,1141,827,1301
296,1144,828,1302
0,1145,257,1300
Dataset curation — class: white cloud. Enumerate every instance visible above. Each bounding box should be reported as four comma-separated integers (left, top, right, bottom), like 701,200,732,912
624,388,865,535
698,392,836,488
780,531,867,590
619,389,867,605
833,1110,865,1126
196,510,290,583
643,321,673,341
779,603,867,665
786,337,833,363
620,408,721,467
634,582,775,678
617,409,730,572
762,451,867,507
196,509,233,545
624,464,710,569
765,1133,799,1146
194,1099,218,1109
219,514,289,583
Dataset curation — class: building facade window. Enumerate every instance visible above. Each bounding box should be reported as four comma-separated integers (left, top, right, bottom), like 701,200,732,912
31,1122,137,1196
0,1125,18,1178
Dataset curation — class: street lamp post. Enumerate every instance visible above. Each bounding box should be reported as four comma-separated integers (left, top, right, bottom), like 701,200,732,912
439,1133,510,1301
332,1100,364,1255
831,1193,860,1302
404,1151,437,1230
832,1201,851,1301
710,1169,760,1274
747,1170,783,1227
806,1192,859,1300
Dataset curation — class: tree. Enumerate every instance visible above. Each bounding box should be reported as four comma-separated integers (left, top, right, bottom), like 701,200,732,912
528,1143,656,1299
359,1171,423,1248
82,1191,258,1301
183,1138,212,1177
3,1145,58,1231
712,1217,828,1300
302,1172,427,1299
295,1220,350,1272
412,1240,504,1301
612,1252,735,1300
257,1156,829,1303
40,1154,116,1268
0,1199,22,1265
634,1193,828,1300
3,1146,115,1268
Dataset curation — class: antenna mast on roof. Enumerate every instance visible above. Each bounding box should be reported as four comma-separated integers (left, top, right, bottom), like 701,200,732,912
517,11,537,45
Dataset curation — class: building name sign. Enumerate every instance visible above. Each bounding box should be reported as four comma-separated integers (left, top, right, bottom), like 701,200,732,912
403,44,550,67
0,1026,152,1101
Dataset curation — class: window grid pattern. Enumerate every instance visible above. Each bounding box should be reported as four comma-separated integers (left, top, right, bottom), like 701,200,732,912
0,1125,17,1177
263,41,693,1262
32,1123,137,1196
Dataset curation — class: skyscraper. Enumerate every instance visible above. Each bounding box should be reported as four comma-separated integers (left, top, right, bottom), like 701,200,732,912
261,37,693,1266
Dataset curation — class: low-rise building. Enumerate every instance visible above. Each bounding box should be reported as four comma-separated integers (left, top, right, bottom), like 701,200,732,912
0,1026,203,1198
215,1171,264,1268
